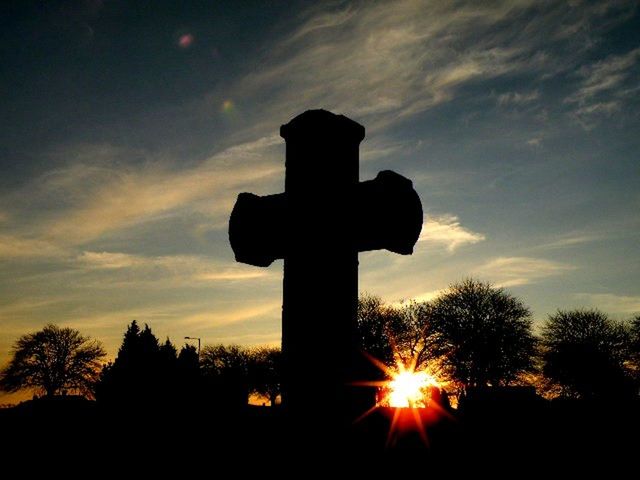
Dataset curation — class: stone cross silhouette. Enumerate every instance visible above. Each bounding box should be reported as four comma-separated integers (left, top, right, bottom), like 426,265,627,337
229,110,422,436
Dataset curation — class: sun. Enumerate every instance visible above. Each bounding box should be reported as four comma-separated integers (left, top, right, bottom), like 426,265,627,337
353,353,450,447
387,370,439,408
359,352,444,409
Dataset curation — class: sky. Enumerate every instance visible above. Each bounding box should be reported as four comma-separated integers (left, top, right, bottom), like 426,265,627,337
1,0,639,402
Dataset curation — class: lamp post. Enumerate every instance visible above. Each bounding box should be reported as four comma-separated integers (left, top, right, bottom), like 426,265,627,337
184,336,201,357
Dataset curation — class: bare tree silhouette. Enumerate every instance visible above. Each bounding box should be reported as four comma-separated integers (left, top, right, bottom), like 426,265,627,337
248,346,281,406
357,294,399,367
429,279,536,390
0,324,105,398
541,309,635,399
357,295,446,375
200,344,250,407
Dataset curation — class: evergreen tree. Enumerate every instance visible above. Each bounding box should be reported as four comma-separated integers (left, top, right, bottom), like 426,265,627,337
95,321,176,406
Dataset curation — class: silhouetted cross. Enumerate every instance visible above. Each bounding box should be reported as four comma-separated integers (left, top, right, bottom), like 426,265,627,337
229,109,422,438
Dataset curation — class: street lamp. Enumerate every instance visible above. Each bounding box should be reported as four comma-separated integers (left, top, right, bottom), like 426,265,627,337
184,336,201,357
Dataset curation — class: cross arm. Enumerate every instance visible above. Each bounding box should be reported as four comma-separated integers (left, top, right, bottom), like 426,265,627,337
228,170,422,267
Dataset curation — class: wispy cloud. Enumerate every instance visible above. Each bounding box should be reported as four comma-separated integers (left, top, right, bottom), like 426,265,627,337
224,0,565,134
194,271,268,281
284,5,356,45
177,302,281,329
0,234,66,259
211,0,634,139
391,289,447,307
534,232,602,250
78,251,143,269
1,136,283,253
565,47,640,128
77,251,272,284
569,48,640,102
475,256,574,287
43,137,283,245
360,139,407,163
573,293,640,315
0,298,72,321
497,90,540,106
419,214,485,252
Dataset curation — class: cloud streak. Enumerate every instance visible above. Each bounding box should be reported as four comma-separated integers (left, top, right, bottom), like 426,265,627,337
0,136,284,270
574,293,640,315
41,137,283,245
0,234,66,259
77,251,273,285
419,214,485,252
534,233,603,250
177,302,281,329
565,47,640,127
225,0,553,133
215,0,635,139
497,90,540,106
475,256,574,287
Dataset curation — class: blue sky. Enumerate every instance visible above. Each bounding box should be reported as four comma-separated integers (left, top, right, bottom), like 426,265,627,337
1,0,639,401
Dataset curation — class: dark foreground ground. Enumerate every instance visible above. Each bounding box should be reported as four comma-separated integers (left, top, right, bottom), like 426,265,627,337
1,396,638,472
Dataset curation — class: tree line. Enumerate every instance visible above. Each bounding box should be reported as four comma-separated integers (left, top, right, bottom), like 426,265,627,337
1,320,281,408
358,279,640,401
1,278,639,405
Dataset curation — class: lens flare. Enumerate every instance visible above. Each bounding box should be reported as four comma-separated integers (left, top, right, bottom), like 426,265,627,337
178,33,194,49
222,99,234,113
